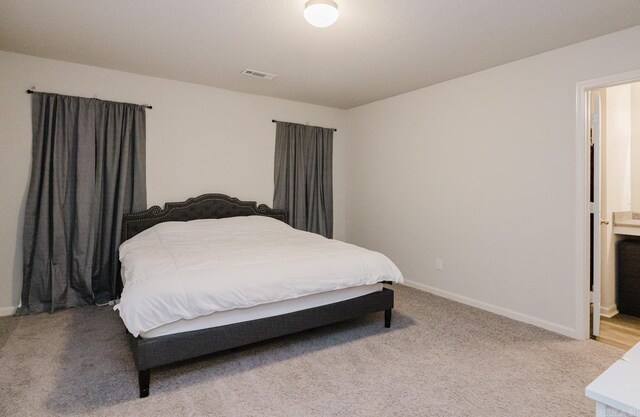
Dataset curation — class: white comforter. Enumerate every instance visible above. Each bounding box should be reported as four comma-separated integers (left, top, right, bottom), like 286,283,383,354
115,216,404,337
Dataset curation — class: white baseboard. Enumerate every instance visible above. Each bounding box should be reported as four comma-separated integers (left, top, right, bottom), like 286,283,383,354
600,304,619,318
0,306,17,316
402,279,578,339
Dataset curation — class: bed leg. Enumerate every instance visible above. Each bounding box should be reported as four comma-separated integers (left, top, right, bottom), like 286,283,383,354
139,369,150,398
384,309,392,328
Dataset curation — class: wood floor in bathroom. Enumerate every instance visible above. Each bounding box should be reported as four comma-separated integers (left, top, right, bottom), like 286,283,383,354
595,313,640,350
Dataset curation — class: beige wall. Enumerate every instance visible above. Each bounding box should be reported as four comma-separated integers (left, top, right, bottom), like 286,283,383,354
601,85,632,314
346,26,640,338
631,83,640,211
600,82,640,315
0,51,347,314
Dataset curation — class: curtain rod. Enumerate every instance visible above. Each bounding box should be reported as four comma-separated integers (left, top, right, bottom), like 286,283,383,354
272,119,337,132
26,89,152,109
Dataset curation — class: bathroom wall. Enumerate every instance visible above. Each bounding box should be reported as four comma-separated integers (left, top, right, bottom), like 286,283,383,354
631,84,640,211
601,85,632,315
601,82,640,315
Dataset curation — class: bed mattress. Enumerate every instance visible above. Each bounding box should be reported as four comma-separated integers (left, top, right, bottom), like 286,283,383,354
116,215,404,337
140,283,383,338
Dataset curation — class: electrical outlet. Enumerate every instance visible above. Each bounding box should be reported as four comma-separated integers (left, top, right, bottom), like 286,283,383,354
435,258,443,271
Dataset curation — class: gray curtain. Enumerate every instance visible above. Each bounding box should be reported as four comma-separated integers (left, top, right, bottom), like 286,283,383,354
19,92,146,314
273,121,333,238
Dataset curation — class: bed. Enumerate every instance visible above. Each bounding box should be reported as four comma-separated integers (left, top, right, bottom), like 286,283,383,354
117,193,403,398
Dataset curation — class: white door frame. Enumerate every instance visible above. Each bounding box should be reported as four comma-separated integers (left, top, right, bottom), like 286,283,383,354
590,89,602,337
575,69,640,340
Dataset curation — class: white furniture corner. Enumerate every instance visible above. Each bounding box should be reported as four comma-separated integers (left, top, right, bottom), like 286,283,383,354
613,211,640,237
586,341,640,417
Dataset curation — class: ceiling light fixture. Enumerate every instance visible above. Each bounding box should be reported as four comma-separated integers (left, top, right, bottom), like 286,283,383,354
304,0,339,28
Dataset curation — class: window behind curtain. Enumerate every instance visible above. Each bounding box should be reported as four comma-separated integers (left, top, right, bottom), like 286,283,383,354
273,121,333,238
19,92,146,314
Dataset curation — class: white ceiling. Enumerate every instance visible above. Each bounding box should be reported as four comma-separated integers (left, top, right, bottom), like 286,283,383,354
1,1,640,109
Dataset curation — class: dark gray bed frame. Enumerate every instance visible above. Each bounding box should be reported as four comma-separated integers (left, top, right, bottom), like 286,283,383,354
120,193,394,398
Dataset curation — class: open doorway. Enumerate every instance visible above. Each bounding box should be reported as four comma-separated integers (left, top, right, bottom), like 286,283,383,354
588,82,640,349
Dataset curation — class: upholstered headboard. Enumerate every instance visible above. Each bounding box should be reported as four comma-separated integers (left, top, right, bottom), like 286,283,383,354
120,193,288,242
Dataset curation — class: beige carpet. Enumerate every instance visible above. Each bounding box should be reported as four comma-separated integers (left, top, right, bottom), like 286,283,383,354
0,285,621,416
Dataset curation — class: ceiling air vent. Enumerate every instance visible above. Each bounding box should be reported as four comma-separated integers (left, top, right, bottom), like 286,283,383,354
241,69,277,80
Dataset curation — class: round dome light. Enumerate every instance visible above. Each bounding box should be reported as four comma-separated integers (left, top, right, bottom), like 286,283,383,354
304,0,339,28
